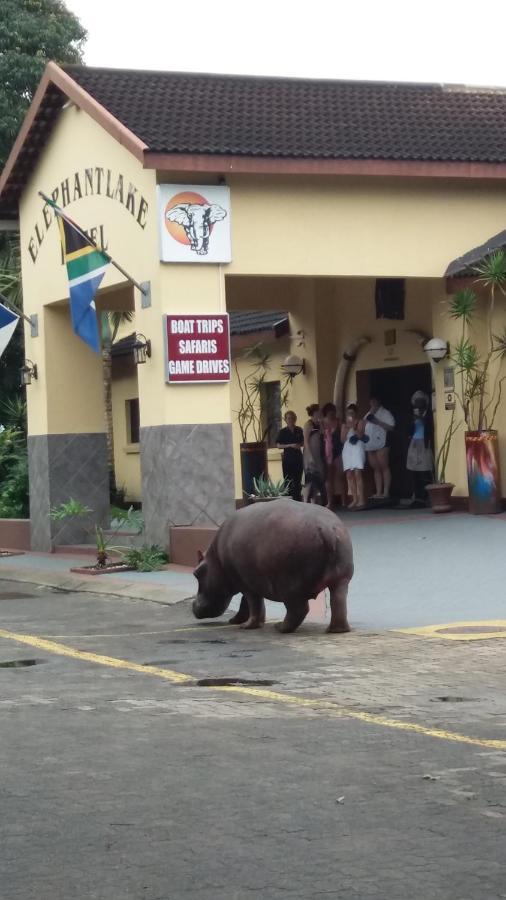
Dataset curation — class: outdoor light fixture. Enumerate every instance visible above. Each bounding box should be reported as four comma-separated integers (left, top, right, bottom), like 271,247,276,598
423,337,448,362
281,354,306,379
20,359,38,386
133,334,151,365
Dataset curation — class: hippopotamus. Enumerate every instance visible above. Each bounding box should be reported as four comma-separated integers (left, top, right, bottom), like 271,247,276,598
192,500,353,633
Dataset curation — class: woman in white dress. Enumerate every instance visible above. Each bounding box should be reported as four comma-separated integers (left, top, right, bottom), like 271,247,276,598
341,404,366,509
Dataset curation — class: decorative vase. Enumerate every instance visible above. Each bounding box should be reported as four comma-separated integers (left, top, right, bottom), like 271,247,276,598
426,483,454,513
240,442,268,499
465,430,502,515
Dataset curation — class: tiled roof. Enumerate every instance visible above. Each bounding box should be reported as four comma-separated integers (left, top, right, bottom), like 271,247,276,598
229,311,288,336
446,229,506,277
66,67,506,163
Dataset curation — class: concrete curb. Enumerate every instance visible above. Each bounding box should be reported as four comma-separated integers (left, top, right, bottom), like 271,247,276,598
0,565,193,606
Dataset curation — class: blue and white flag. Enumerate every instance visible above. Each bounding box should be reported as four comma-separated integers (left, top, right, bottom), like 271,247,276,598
0,302,19,360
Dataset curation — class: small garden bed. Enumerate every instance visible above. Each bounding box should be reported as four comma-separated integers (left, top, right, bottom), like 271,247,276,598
0,549,25,557
70,562,137,576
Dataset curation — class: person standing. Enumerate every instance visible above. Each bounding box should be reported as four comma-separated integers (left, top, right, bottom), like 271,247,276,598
303,404,327,504
322,402,345,509
276,410,304,501
341,404,366,509
406,391,434,506
363,396,395,499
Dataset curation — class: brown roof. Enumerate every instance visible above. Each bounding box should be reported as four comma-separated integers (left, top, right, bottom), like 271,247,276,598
4,63,506,217
67,67,506,163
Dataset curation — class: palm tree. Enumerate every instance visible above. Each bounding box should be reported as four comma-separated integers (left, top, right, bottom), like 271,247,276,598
101,310,134,501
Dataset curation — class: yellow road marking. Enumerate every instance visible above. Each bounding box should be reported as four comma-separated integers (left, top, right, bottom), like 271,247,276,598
396,620,506,641
0,628,192,684
1,627,505,750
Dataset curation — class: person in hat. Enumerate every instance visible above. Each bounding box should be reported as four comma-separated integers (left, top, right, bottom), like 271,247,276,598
406,390,434,505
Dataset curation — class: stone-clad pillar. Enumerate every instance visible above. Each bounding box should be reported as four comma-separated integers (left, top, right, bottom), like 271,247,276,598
26,305,109,551
137,265,235,546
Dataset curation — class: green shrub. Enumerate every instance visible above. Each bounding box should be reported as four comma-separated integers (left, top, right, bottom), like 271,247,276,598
122,544,168,572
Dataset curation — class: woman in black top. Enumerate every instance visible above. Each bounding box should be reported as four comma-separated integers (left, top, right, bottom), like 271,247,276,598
276,410,304,501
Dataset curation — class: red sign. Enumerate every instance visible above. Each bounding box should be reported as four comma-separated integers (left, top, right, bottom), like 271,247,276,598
164,314,231,383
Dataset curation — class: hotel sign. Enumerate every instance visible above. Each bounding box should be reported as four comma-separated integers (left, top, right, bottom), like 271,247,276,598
164,314,231,383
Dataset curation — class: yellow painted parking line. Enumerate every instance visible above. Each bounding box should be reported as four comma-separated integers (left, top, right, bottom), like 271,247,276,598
0,628,193,684
0,629,506,750
396,620,506,641
1,626,506,751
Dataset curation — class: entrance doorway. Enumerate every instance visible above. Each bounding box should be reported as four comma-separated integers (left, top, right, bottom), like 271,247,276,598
356,363,432,499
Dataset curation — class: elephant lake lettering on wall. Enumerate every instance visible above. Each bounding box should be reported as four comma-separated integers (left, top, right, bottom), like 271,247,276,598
157,184,231,263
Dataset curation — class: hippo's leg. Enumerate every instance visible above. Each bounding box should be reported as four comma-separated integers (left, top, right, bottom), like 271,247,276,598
229,595,249,625
240,595,265,630
275,599,310,634
326,577,351,634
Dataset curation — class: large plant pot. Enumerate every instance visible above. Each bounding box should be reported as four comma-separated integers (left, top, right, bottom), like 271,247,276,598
426,483,454,513
240,442,268,499
465,430,502,515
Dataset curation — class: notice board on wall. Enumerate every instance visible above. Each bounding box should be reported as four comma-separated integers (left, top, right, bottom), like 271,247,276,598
163,314,231,383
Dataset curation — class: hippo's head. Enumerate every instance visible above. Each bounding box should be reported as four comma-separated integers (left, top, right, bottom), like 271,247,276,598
192,552,233,620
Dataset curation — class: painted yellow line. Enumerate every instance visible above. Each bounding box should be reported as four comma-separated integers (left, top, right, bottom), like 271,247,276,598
0,628,193,684
396,620,506,641
1,627,505,750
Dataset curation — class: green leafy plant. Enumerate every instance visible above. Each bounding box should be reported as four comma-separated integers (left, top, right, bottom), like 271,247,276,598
448,251,506,431
0,426,29,518
234,343,291,443
0,396,27,435
49,499,143,567
122,545,168,572
249,475,291,498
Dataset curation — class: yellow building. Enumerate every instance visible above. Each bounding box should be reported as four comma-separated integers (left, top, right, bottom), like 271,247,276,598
2,63,506,549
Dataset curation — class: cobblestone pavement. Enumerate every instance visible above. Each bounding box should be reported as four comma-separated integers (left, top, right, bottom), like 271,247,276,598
2,581,506,899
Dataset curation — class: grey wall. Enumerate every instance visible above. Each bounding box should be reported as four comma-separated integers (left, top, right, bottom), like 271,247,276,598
28,433,109,551
140,423,235,546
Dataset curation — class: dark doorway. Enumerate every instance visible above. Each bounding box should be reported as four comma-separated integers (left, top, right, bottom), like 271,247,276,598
356,363,432,499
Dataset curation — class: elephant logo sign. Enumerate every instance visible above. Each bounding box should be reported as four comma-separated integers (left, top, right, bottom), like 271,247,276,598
158,184,231,263
165,191,227,256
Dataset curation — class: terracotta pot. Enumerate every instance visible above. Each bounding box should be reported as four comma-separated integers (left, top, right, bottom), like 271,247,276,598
240,442,268,499
426,482,454,513
465,430,502,515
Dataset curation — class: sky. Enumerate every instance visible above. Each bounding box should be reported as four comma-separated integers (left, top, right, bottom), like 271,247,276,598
66,0,506,87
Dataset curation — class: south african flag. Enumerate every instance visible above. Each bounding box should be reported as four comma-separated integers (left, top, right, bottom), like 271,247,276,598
48,200,109,353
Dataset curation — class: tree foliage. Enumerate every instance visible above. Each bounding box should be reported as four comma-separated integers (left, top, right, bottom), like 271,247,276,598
0,0,86,167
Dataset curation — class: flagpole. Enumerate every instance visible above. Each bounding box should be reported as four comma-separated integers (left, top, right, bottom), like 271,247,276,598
38,191,147,296
0,289,35,329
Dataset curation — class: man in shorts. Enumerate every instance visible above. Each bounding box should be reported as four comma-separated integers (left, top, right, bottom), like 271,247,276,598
363,396,395,499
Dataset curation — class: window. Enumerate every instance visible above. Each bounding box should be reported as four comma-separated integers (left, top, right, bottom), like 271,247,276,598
261,381,282,449
126,398,140,444
375,278,405,320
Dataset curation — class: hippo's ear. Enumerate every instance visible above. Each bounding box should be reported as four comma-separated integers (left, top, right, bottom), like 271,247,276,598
197,549,204,563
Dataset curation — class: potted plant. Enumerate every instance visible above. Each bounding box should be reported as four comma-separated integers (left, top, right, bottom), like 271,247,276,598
448,251,506,514
426,410,460,513
246,475,292,502
49,500,148,574
234,344,290,498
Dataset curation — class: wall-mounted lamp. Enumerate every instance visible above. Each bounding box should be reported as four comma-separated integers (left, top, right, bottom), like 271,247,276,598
133,334,152,365
424,337,448,362
281,354,306,379
20,359,38,386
